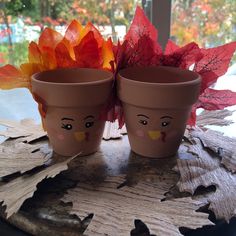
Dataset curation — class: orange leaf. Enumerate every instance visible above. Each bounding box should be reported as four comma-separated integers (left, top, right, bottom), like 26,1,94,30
40,47,58,70
0,65,28,89
64,20,83,46
28,42,42,64
80,22,103,47
20,63,43,78
38,28,63,69
38,27,63,50
55,42,77,68
102,37,114,70
74,31,102,68
62,20,84,59
60,38,76,59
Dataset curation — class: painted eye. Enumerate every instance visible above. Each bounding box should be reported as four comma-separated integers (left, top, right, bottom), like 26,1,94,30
139,120,148,125
61,123,73,130
85,121,94,128
162,121,170,127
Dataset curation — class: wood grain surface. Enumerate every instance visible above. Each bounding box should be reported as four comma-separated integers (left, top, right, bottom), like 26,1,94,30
0,112,236,235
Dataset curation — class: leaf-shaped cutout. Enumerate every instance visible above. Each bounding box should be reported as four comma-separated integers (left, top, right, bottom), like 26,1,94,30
190,128,236,173
0,142,50,178
196,109,234,127
177,135,236,221
0,155,74,218
0,119,46,143
62,175,212,236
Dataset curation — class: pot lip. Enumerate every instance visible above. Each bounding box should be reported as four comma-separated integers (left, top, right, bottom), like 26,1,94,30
31,67,113,86
118,66,201,87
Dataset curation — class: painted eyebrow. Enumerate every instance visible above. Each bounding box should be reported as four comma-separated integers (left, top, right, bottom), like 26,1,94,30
61,117,74,121
137,114,150,119
84,115,95,120
160,116,173,119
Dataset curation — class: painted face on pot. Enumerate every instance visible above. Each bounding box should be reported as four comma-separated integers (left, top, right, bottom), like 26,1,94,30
136,114,173,142
60,115,95,142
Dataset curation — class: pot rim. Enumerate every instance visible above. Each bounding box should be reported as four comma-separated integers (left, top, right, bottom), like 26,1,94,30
31,68,113,86
118,66,201,87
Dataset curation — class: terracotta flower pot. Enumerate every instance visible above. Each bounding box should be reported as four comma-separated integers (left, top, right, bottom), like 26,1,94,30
31,68,113,156
117,66,201,158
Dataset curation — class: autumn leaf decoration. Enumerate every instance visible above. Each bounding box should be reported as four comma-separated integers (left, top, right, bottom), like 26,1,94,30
0,20,114,90
114,6,236,127
0,6,236,127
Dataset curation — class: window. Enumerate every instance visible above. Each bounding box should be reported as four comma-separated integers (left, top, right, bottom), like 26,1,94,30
0,0,141,66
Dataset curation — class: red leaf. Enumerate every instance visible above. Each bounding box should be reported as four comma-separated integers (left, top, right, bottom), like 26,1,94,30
114,40,132,70
55,42,77,68
194,42,236,93
126,35,161,67
0,64,21,78
164,40,180,55
198,88,236,110
187,107,197,126
74,31,102,68
125,6,159,47
32,93,47,118
82,22,103,48
162,42,201,69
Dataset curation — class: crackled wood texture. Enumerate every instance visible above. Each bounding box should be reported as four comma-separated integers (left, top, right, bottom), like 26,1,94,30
0,142,51,177
196,110,234,127
0,110,235,235
0,119,46,143
63,175,211,236
176,133,236,222
0,154,74,218
190,128,236,173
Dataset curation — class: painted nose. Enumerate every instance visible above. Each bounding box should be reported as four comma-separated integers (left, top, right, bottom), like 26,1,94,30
148,130,161,140
74,131,86,142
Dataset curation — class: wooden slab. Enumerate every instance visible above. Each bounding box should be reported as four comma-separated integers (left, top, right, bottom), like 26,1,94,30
1,123,236,235
0,135,212,236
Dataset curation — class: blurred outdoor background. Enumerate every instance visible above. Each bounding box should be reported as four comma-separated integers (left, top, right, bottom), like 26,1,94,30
0,0,236,67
